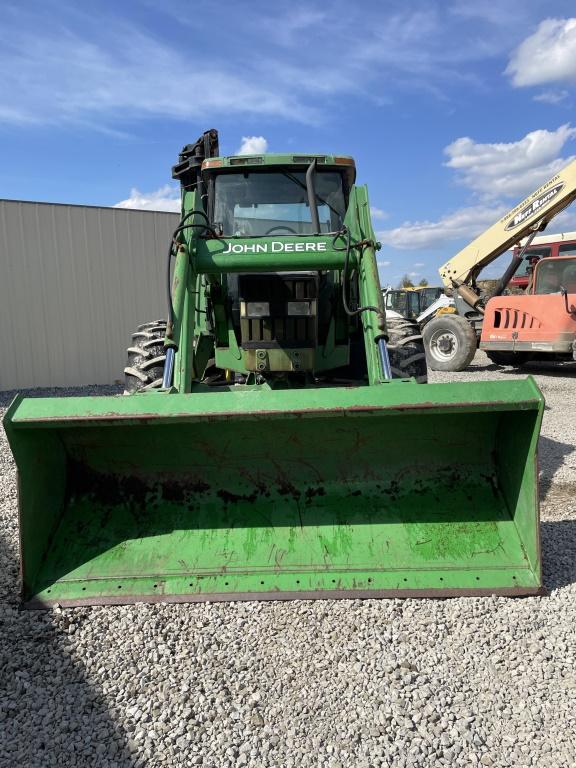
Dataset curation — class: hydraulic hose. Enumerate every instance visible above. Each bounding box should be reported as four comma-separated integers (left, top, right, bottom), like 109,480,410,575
332,227,384,320
162,210,221,389
166,210,221,333
332,228,392,380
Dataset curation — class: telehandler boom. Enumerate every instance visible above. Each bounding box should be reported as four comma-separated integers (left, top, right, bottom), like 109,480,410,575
4,130,544,607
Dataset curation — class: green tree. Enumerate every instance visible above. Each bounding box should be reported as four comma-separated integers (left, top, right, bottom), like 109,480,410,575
397,274,414,288
418,278,429,287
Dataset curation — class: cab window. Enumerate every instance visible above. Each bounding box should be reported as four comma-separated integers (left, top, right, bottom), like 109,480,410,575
558,243,576,257
515,246,552,277
533,258,576,294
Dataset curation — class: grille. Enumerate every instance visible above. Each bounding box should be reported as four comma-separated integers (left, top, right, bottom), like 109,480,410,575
492,308,542,330
238,274,318,348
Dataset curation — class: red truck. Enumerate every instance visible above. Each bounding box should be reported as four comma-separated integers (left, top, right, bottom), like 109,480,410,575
508,230,576,289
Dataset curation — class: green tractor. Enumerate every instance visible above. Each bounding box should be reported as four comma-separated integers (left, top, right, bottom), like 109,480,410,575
4,130,544,606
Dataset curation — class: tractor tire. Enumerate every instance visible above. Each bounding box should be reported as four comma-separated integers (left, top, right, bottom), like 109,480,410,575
422,314,477,372
124,320,167,393
486,350,534,367
387,318,428,383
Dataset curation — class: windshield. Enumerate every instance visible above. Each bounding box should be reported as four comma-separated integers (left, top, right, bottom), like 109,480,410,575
420,288,442,310
385,291,406,313
534,257,576,294
385,291,419,317
514,246,552,277
212,170,346,236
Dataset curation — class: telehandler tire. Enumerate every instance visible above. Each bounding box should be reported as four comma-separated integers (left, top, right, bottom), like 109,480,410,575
387,318,428,383
124,320,167,393
486,350,534,367
422,314,477,372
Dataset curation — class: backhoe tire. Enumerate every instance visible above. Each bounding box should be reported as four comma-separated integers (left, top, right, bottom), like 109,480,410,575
486,350,534,367
387,318,428,383
422,314,477,372
124,320,167,393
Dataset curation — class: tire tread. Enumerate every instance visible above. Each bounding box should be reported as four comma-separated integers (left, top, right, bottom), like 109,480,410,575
124,321,167,393
387,318,428,383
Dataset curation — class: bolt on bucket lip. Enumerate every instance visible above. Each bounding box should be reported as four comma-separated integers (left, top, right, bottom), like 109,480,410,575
26,585,546,610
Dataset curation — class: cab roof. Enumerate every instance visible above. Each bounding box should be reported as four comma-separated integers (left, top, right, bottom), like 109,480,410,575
201,153,356,185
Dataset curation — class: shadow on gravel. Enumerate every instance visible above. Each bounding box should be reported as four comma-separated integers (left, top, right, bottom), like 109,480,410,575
0,459,136,767
468,360,576,377
537,435,574,499
536,435,576,591
541,518,576,592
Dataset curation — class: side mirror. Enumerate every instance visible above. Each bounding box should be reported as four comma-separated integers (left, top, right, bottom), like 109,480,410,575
560,286,575,315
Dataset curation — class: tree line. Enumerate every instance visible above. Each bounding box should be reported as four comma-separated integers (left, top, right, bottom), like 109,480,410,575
397,275,429,288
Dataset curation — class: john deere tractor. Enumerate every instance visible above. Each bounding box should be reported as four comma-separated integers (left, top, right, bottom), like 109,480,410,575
4,130,544,606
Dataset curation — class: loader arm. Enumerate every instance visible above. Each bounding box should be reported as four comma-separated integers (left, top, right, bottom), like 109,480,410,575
439,160,576,292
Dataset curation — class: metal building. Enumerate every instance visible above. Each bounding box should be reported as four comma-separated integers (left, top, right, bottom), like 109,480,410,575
0,200,179,391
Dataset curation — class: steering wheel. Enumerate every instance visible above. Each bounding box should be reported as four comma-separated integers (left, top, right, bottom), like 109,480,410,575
264,225,297,235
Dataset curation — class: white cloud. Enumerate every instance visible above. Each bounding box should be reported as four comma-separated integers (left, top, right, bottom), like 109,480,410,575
377,260,391,267
506,19,576,87
379,205,506,250
413,262,425,267
444,124,576,198
534,89,569,105
114,185,180,212
370,206,389,220
236,136,269,155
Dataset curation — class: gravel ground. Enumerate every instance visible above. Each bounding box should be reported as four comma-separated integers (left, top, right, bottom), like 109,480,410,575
1,352,575,768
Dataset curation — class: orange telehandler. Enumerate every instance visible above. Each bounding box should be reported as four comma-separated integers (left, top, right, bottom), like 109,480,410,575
480,255,576,366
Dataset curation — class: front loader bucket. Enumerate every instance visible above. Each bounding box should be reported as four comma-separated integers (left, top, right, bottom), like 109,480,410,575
4,379,544,607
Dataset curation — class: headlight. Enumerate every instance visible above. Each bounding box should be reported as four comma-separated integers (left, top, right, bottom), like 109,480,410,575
286,300,316,316
241,301,270,318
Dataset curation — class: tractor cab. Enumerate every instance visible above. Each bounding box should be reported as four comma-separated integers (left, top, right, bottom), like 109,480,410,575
197,154,356,237
190,154,359,378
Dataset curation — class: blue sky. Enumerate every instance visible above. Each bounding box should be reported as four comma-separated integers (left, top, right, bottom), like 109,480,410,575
2,1,576,285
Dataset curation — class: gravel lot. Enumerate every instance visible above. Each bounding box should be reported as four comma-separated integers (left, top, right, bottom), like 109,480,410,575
1,352,575,768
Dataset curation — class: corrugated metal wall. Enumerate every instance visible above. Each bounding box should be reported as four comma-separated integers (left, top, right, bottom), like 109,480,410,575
0,200,179,390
